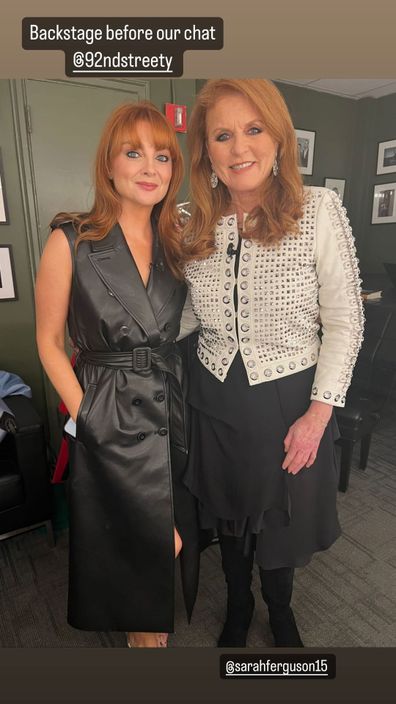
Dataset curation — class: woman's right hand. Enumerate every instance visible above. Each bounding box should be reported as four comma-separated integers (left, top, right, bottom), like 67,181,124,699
282,401,332,474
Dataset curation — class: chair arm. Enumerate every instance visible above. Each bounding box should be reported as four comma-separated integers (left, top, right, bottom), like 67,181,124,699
2,395,51,499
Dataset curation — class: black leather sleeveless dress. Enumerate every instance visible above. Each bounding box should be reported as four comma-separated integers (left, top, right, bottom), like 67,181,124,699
61,220,199,632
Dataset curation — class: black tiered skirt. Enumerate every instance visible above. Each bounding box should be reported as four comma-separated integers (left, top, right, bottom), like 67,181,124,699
183,352,341,569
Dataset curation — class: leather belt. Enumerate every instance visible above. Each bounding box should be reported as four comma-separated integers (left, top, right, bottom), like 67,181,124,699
77,343,188,453
79,343,174,372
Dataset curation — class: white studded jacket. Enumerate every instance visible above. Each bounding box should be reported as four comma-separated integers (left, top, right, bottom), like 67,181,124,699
181,187,364,408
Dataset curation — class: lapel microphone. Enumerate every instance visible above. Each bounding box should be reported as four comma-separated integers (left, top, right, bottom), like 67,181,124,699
227,243,238,257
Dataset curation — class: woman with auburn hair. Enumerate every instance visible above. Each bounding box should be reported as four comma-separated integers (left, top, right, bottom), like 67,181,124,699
35,101,199,647
181,79,364,647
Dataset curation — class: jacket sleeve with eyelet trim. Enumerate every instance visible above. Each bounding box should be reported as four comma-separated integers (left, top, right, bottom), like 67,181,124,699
177,286,200,341
311,189,365,407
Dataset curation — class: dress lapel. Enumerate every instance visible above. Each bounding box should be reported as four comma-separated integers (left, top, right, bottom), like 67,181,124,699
88,222,161,346
147,229,181,319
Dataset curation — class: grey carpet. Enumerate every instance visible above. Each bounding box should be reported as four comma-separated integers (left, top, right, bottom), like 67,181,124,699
0,407,395,648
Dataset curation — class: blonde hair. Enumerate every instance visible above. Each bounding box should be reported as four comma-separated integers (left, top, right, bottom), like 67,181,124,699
51,101,185,277
184,79,304,260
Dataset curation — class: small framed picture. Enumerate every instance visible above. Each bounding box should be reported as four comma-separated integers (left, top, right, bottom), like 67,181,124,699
376,139,396,175
324,177,346,203
371,182,396,224
0,150,9,225
295,129,316,175
0,245,17,300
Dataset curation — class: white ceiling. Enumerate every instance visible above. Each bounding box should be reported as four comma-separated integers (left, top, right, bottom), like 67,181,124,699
277,79,396,99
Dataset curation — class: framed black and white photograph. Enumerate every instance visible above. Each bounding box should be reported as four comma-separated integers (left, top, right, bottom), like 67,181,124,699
324,177,346,203
371,182,396,224
0,245,17,300
0,150,9,225
295,128,316,175
376,139,396,175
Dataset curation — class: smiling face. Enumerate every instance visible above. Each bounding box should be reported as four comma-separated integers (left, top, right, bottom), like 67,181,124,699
109,121,173,212
206,92,278,210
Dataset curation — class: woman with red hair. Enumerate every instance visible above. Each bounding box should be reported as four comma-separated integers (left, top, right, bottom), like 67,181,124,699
35,101,199,647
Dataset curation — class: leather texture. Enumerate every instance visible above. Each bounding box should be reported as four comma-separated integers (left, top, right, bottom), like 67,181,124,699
60,220,196,632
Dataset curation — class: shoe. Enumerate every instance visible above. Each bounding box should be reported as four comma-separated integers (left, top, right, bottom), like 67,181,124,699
126,632,168,648
217,591,255,647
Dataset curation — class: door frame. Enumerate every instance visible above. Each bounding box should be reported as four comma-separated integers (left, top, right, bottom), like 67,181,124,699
9,78,150,447
10,78,149,280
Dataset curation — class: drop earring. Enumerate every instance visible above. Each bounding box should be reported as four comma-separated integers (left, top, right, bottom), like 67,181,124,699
210,171,218,189
272,156,279,177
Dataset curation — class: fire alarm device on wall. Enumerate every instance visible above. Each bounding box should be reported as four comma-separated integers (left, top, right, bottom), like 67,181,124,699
165,103,187,132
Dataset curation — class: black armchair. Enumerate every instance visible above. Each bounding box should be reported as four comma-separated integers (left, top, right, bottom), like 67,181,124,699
335,302,396,492
0,394,54,546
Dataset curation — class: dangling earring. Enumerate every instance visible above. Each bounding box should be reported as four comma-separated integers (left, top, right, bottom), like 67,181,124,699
210,171,218,189
272,156,279,177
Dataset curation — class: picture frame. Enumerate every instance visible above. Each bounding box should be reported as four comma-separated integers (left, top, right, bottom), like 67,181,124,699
376,139,396,175
324,177,346,204
371,182,396,224
295,128,316,175
0,245,17,300
0,149,10,225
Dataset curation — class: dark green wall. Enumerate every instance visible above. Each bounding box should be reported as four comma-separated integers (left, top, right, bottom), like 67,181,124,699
275,82,396,274
150,79,198,200
275,81,359,198
0,81,46,417
348,93,396,273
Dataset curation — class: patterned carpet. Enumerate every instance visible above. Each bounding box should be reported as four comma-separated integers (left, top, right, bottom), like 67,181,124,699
0,409,395,648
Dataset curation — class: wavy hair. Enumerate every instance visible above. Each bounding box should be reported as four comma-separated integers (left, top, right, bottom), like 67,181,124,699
51,101,185,277
183,79,304,260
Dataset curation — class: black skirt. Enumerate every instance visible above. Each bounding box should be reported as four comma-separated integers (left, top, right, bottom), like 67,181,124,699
183,352,341,570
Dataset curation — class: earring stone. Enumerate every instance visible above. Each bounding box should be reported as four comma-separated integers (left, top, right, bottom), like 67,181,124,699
210,171,218,189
